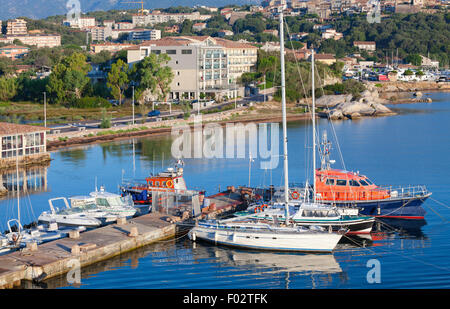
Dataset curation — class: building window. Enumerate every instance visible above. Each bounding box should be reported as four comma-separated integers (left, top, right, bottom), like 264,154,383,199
181,49,192,54
151,50,161,54
166,50,176,54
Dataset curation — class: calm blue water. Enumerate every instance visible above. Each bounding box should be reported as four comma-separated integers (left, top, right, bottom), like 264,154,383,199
2,92,450,289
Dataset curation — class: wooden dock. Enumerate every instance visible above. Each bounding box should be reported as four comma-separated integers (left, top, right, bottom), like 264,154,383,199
0,191,244,289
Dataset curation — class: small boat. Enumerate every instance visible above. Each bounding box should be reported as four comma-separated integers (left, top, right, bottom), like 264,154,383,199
38,187,136,227
120,161,203,214
188,219,344,253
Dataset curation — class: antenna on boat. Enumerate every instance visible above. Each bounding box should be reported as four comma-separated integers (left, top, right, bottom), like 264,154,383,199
95,176,98,192
279,11,290,226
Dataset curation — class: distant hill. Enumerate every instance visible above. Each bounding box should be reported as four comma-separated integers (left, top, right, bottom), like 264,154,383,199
0,0,250,20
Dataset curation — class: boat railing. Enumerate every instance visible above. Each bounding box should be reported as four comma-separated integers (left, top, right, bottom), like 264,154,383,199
380,185,430,199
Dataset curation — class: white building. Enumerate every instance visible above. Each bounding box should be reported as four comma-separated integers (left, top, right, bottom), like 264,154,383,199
353,41,376,51
63,17,96,29
127,36,256,101
132,11,211,27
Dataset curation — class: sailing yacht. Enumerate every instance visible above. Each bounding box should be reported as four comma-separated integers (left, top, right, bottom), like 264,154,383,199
188,12,344,252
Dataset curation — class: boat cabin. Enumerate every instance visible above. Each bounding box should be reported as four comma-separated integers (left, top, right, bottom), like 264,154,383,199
144,167,187,191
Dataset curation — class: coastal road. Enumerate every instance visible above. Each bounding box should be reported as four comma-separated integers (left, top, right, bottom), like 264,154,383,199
47,93,272,134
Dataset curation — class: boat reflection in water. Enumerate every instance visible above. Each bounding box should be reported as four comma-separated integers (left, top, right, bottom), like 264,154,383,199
0,164,48,199
191,242,344,288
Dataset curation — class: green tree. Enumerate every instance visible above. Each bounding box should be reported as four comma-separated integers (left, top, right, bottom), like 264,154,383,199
405,54,422,66
180,19,193,34
107,59,129,105
0,76,18,101
403,69,414,76
46,52,91,104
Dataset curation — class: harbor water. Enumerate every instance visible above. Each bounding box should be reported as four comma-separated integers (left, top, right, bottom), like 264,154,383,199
1,92,449,289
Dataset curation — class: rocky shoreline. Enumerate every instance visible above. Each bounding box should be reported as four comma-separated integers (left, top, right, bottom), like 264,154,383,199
316,88,395,120
316,81,448,120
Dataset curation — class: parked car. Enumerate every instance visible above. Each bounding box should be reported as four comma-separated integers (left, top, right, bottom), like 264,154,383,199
437,76,449,83
148,110,161,117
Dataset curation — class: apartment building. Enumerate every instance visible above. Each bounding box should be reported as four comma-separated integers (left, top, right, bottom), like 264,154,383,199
6,19,27,35
214,38,258,84
132,11,211,27
90,42,136,54
63,17,96,29
127,36,255,101
353,41,376,51
90,26,113,42
128,29,161,41
5,34,61,48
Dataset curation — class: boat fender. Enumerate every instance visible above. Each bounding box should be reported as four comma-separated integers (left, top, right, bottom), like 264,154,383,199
192,232,196,241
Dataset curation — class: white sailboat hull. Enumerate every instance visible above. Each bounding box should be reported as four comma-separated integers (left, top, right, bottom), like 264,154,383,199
188,225,342,252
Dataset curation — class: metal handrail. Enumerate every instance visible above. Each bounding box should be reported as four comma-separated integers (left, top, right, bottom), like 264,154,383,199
379,185,430,198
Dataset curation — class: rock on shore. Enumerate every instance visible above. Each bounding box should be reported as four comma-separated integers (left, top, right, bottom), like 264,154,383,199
317,89,395,120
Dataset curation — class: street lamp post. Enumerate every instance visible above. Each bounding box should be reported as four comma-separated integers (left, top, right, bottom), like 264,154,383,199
234,79,237,109
132,85,135,125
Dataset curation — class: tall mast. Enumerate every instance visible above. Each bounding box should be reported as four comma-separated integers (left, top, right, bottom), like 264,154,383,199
16,145,21,233
311,48,316,203
279,11,289,225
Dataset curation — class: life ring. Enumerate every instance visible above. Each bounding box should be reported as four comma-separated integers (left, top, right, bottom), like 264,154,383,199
262,204,268,209
291,191,300,200
254,206,263,213
166,180,174,188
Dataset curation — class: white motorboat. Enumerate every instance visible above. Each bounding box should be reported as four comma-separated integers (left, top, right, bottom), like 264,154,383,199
189,12,344,253
38,197,104,227
38,186,137,228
